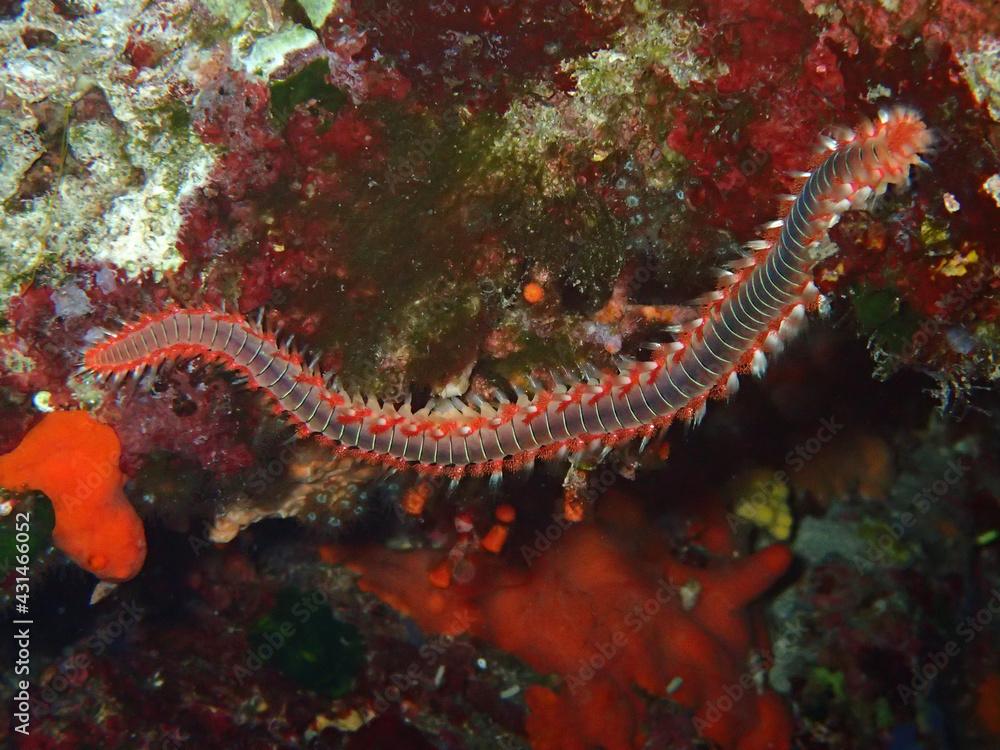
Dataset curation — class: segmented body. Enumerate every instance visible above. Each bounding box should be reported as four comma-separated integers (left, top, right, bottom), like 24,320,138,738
85,107,932,479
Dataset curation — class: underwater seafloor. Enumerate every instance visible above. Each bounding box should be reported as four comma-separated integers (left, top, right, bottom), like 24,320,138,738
1,1,999,749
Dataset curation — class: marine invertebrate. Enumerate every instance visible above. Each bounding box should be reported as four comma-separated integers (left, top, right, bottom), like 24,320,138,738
0,410,146,581
83,108,932,481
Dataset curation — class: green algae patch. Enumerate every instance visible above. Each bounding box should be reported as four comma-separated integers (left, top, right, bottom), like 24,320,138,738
810,666,846,701
201,0,255,28
491,10,722,199
500,190,629,305
851,285,921,355
270,58,347,125
225,10,722,398
302,107,509,393
858,517,913,567
919,216,951,250
480,329,582,385
165,103,193,136
251,587,364,697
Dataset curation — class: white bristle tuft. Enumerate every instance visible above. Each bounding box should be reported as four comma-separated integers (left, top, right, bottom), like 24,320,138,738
851,185,873,208
778,315,800,341
802,281,819,305
763,330,784,354
692,401,707,426
751,349,767,378
727,257,758,270
782,305,807,338
833,182,854,199
726,370,739,397
716,270,738,286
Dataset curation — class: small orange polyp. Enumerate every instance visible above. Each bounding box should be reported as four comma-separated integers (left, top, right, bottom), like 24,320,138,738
522,281,545,304
0,411,146,582
428,559,452,589
481,523,509,553
495,503,516,523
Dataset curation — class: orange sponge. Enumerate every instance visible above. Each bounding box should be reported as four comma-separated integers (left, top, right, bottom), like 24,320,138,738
0,411,146,581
